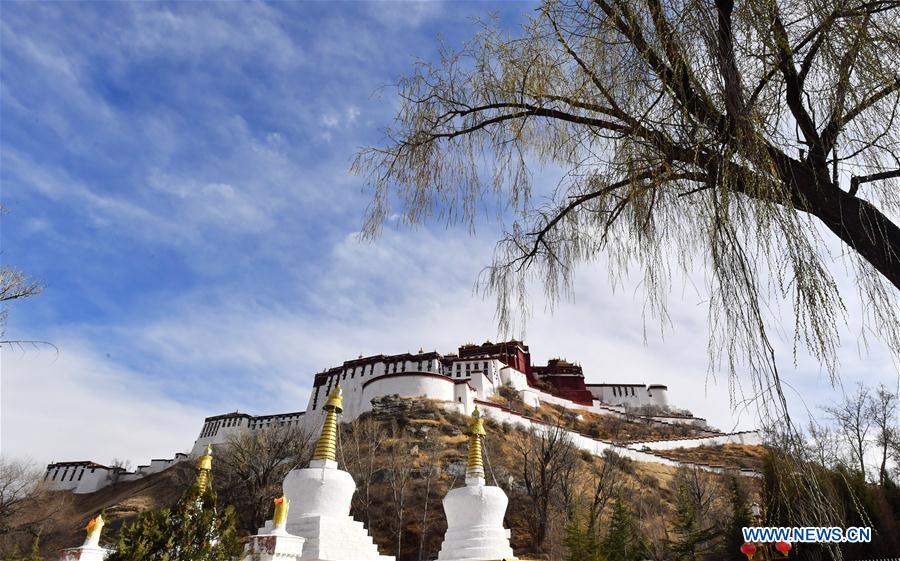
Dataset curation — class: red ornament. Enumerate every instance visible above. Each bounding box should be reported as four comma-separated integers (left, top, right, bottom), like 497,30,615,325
775,541,792,556
740,542,757,559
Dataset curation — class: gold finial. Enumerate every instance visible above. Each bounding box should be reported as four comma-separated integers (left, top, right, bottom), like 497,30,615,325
273,496,290,528
465,406,486,479
84,514,104,545
313,385,343,462
195,444,213,491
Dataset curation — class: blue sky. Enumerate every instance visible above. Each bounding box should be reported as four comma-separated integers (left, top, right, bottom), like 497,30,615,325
2,1,897,467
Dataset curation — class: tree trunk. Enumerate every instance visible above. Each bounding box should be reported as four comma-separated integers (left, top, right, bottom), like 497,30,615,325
800,180,900,289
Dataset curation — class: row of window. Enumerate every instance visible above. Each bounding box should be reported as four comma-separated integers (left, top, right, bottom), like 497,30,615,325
200,421,220,438
311,359,499,408
200,414,304,434
248,417,303,430
613,386,637,398
351,359,439,379
455,361,492,372
45,465,95,482
200,417,239,438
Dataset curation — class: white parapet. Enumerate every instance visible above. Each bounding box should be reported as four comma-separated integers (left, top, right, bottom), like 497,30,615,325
437,477,516,561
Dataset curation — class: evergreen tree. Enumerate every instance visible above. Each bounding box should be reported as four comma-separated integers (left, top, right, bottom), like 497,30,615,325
599,497,645,561
106,449,244,561
722,477,752,559
563,515,601,561
669,478,722,561
670,484,702,561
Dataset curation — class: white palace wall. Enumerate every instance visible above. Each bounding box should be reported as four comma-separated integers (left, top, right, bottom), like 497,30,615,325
358,374,457,415
44,462,113,494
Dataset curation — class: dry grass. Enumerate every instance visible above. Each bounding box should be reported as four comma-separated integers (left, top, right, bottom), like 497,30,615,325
651,444,769,471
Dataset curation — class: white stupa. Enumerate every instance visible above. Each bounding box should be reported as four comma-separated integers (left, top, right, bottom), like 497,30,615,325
59,515,111,561
257,385,393,561
436,406,516,561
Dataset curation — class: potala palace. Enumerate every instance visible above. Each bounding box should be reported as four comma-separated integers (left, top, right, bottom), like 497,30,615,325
44,339,760,494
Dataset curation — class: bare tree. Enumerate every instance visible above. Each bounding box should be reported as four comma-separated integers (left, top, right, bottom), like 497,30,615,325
1,223,44,347
0,458,69,555
672,466,721,530
1,206,43,332
341,415,387,526
414,432,439,561
869,383,899,485
386,430,414,559
805,419,844,469
586,450,628,532
0,459,42,533
511,423,575,553
0,268,42,306
825,383,874,477
215,424,312,533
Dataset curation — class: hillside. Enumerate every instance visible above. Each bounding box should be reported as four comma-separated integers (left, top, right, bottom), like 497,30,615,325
11,397,764,561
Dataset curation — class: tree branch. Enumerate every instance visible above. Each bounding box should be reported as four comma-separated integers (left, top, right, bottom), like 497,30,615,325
849,168,900,196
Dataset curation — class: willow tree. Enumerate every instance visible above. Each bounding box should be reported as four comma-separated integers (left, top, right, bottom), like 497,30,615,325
355,0,899,406
356,2,898,543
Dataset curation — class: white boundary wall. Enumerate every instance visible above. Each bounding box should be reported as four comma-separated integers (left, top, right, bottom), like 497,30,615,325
625,431,762,450
464,400,762,478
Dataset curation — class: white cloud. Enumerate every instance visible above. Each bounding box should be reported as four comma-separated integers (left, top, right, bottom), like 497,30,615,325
1,339,204,467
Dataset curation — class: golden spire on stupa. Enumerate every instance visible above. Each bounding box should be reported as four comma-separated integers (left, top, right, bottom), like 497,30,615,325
273,496,290,528
195,444,213,491
313,385,343,462
465,406,487,479
84,514,104,546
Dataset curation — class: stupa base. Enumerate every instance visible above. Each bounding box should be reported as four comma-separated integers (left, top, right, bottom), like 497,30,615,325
58,546,111,561
243,530,305,561
257,515,393,561
436,525,516,561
